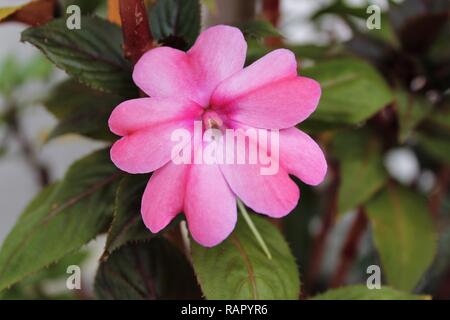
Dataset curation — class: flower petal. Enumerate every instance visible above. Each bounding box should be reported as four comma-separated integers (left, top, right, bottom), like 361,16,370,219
141,162,188,233
220,163,299,218
212,49,297,105
184,163,237,247
109,97,202,136
218,131,299,218
133,47,194,99
211,49,321,129
187,25,247,106
110,120,192,174
215,76,321,129
280,128,327,185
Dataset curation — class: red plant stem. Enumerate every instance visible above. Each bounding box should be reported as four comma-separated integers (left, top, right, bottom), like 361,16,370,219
429,166,450,220
263,0,281,47
330,208,368,288
263,0,280,26
437,267,450,299
305,163,339,294
119,0,153,64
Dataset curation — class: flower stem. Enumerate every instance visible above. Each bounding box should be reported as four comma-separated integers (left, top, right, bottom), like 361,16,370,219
237,199,272,260
119,0,153,64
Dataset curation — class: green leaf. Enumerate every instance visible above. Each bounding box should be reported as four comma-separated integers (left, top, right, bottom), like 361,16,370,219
369,14,398,45
95,239,201,299
332,129,388,216
149,0,201,50
423,103,450,137
284,185,321,273
417,133,450,164
103,175,154,256
395,91,432,142
22,55,53,81
238,20,281,40
0,54,53,96
191,214,299,299
288,44,343,61
365,184,437,291
312,0,368,20
0,55,22,95
44,80,124,141
0,250,88,300
21,16,136,96
302,58,393,124
0,149,122,291
311,285,430,300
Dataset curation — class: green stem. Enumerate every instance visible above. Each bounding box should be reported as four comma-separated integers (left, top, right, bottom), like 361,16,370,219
237,199,272,260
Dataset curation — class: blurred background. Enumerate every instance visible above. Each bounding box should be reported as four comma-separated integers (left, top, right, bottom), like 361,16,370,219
0,0,449,299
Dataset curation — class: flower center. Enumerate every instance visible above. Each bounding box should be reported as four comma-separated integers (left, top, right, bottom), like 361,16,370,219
202,110,223,130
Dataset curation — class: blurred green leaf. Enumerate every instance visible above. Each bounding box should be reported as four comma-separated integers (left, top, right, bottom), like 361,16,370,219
345,32,396,68
302,58,393,124
238,19,281,40
428,21,450,62
0,55,23,95
22,55,53,81
311,285,430,300
423,103,450,137
103,175,154,256
369,14,397,45
0,54,53,96
44,80,123,141
417,133,450,164
366,184,437,291
395,91,432,142
149,0,201,50
21,16,136,96
284,184,321,275
95,239,201,299
288,44,344,62
245,39,270,65
0,149,121,291
191,214,299,299
311,0,368,20
0,250,87,300
332,129,387,216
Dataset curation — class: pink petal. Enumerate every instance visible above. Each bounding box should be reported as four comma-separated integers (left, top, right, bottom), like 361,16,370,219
141,162,188,233
212,49,297,105
187,25,247,106
110,120,192,174
218,131,299,218
220,163,299,218
211,49,320,129
215,76,321,129
280,128,327,185
133,47,194,100
184,163,237,247
109,97,202,136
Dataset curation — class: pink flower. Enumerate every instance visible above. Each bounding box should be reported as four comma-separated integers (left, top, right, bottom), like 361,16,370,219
108,25,327,247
